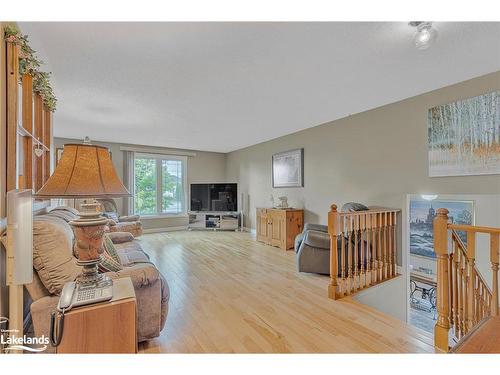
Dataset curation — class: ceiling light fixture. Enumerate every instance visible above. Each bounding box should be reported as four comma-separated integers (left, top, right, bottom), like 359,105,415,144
409,21,437,50
421,194,439,201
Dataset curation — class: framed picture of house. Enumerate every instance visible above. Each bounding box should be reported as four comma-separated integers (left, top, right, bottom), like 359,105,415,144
272,148,304,188
428,90,500,177
409,198,474,259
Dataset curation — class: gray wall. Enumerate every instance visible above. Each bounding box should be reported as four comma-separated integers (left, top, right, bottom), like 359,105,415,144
54,137,227,230
226,71,500,231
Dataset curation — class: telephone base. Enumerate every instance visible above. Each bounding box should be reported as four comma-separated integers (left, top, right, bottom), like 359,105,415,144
77,273,113,289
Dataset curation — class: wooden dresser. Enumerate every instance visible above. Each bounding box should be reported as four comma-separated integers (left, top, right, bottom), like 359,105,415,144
256,208,304,250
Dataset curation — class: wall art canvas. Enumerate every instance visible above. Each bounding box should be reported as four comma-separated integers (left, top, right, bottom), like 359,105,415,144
409,199,474,259
272,148,304,188
428,91,500,177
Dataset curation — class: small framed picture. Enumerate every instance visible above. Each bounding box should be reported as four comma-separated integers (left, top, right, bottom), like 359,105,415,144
272,148,304,188
56,148,64,166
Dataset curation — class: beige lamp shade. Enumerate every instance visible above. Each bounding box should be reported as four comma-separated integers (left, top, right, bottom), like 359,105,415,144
35,143,130,198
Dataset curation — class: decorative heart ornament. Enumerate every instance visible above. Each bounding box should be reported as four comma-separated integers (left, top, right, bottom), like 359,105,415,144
34,147,44,158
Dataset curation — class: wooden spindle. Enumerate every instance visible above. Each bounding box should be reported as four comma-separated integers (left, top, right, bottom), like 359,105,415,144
466,231,476,330
491,233,499,316
459,252,466,337
387,212,392,278
22,73,34,190
340,216,346,297
328,204,339,300
44,110,52,181
347,216,353,295
452,243,460,338
434,208,450,351
360,214,366,289
366,215,372,286
353,215,359,292
391,211,395,277
34,94,44,190
371,214,378,283
449,252,455,331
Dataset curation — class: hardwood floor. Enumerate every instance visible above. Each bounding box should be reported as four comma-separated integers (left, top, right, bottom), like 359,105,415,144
137,231,434,353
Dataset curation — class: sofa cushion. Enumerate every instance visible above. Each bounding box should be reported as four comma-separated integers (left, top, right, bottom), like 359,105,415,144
47,208,79,223
33,216,81,295
107,231,135,244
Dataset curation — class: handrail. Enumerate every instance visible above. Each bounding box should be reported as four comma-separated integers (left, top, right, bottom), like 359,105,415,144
337,207,400,216
434,208,499,352
451,230,492,295
448,223,500,235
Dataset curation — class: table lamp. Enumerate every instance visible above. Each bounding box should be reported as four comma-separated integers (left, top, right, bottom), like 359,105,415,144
35,138,130,285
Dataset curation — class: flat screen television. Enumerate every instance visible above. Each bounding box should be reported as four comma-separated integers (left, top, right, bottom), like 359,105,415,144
190,183,238,212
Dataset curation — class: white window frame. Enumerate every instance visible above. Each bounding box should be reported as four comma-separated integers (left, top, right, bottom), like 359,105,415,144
134,153,188,218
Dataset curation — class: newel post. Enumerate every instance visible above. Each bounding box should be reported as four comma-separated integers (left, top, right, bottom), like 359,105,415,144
434,208,451,352
491,233,499,316
328,204,339,299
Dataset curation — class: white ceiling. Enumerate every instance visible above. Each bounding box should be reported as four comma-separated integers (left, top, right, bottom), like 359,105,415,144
19,22,500,153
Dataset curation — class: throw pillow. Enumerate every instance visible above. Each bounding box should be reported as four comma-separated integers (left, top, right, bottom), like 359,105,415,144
32,216,82,295
98,251,123,273
103,234,121,264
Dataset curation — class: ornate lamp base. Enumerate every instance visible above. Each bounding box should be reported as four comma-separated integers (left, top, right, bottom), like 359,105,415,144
70,201,113,288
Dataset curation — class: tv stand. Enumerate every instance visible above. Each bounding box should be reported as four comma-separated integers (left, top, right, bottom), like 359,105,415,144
188,211,240,231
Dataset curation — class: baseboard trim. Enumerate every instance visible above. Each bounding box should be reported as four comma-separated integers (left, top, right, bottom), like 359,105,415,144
143,226,188,234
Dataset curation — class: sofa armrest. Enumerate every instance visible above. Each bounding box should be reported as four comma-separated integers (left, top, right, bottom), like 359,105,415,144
107,231,135,244
119,215,140,222
303,229,330,249
30,295,59,352
107,263,160,289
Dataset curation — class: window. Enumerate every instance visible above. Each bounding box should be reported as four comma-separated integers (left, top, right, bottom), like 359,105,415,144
134,154,187,216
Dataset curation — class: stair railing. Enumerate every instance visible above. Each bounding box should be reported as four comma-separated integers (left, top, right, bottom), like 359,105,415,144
434,208,499,351
328,204,400,300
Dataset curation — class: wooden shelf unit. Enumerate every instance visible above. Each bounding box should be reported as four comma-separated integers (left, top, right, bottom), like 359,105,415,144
256,208,304,250
6,40,53,193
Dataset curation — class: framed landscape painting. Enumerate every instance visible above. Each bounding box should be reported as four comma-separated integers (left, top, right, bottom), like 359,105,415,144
409,199,474,259
428,90,500,177
272,148,304,188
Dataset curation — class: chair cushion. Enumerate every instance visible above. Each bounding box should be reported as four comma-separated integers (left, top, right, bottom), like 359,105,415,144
103,212,120,222
32,216,81,295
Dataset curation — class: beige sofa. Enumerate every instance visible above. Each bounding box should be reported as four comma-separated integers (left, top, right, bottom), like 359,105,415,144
26,207,168,352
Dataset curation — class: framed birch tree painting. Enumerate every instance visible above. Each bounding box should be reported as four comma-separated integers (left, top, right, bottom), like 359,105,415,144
428,91,500,177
